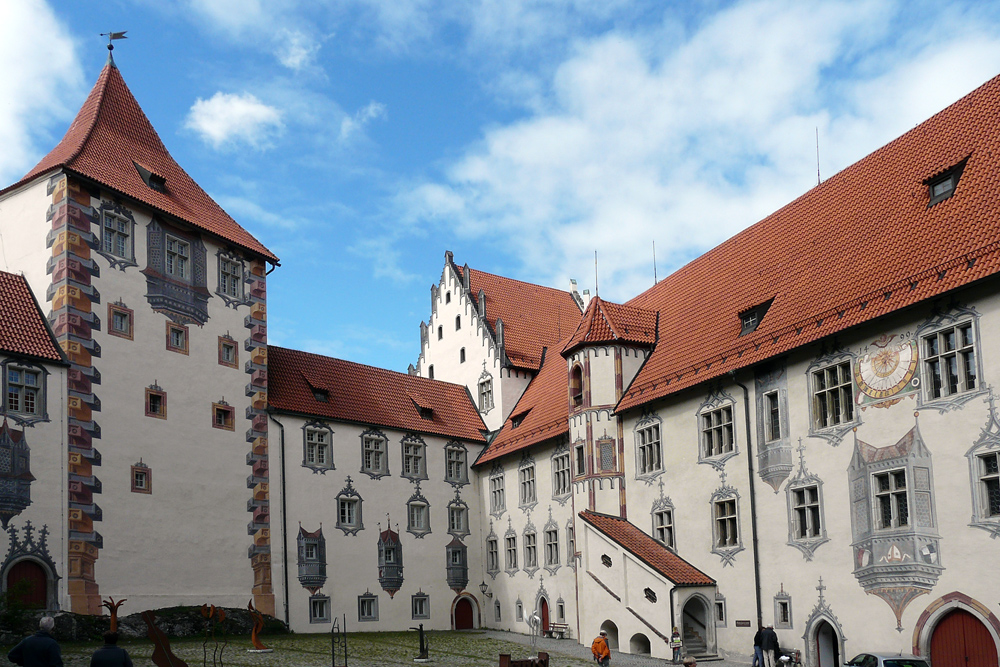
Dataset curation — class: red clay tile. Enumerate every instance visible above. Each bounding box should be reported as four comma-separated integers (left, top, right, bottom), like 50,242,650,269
0,271,65,362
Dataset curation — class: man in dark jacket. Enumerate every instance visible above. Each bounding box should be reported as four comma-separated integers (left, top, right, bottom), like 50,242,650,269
7,616,62,667
760,625,780,667
89,632,133,667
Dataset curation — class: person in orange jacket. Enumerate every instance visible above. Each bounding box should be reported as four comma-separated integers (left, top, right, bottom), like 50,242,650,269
591,630,611,666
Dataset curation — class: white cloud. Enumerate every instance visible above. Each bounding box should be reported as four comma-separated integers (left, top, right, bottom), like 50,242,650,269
275,28,321,70
340,101,387,141
0,0,83,185
185,92,284,149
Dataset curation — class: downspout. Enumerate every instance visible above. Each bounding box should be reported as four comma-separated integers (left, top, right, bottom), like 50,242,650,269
732,372,763,628
268,413,290,627
670,585,678,636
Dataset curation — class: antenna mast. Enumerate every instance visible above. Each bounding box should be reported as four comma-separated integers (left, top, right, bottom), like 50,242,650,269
653,240,657,284
816,127,821,185
594,250,599,298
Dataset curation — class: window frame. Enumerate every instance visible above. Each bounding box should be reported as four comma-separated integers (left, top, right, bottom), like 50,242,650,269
335,478,363,536
108,302,134,341
131,462,151,494
872,469,910,530
523,528,538,573
165,321,189,355
406,487,431,538
552,450,571,498
212,402,235,431
401,434,428,482
145,384,167,419
309,595,331,624
303,423,335,472
921,320,978,401
486,535,500,576
653,507,675,550
216,251,246,305
713,498,739,548
478,375,494,413
635,414,663,480
411,593,430,620
97,202,137,268
519,465,537,508
218,336,239,368
358,594,379,622
445,442,468,486
544,528,559,567
810,360,855,431
489,469,506,516
574,441,587,477
505,534,518,573
701,405,735,459
4,362,45,421
360,429,389,479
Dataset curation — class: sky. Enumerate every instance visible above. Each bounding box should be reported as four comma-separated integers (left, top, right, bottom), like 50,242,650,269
4,0,1000,373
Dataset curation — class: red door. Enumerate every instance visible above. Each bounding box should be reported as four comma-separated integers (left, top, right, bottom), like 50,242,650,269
6,561,46,608
455,598,474,629
540,599,549,633
930,610,999,667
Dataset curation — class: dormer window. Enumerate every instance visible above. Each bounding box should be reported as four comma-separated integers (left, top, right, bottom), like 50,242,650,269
134,161,166,193
313,389,329,402
511,410,529,429
419,406,433,420
925,158,967,207
739,299,773,336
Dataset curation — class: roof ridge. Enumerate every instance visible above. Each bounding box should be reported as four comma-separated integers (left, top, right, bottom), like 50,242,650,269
468,266,576,298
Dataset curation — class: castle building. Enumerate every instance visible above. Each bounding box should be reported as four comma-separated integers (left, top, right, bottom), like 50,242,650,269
0,52,999,667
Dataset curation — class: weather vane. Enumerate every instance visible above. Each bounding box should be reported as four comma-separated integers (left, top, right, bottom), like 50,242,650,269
100,30,128,52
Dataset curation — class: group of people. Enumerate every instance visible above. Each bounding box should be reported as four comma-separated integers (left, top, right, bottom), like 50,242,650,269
7,617,133,667
753,624,781,667
592,628,696,667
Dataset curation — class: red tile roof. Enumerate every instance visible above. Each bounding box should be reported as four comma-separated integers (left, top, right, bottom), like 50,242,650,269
2,63,277,263
476,341,571,465
457,264,581,371
562,296,657,356
618,72,1000,412
268,346,486,442
0,271,66,363
580,510,715,586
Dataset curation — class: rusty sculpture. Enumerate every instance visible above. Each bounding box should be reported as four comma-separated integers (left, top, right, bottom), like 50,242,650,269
247,599,270,652
142,610,190,667
200,604,228,667
101,597,126,633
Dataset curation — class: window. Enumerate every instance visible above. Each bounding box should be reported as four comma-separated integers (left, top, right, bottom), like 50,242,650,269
131,462,151,494
519,466,536,506
455,315,461,330
305,543,318,560
358,594,378,621
6,367,41,416
412,594,430,619
926,160,966,207
218,336,238,368
599,440,615,471
567,526,575,565
402,436,426,480
739,300,772,336
601,554,612,568
505,536,518,570
102,210,132,260
310,596,331,623
511,411,527,428
478,377,494,412
702,406,734,457
428,365,434,379
145,385,166,419
570,365,584,407
361,432,388,477
446,444,467,484
873,470,909,529
575,443,587,476
922,322,977,399
490,474,506,514
557,602,565,622
644,588,657,603
212,403,235,430
553,453,571,496
219,256,242,299
448,506,467,534
777,599,790,625
792,485,821,538
487,537,500,573
812,361,853,429
108,302,133,340
715,596,727,627
764,391,781,442
408,501,429,535
978,453,1000,518
495,601,502,622
445,291,451,303
166,322,189,355
305,427,333,470
437,326,443,340
544,529,559,566
637,424,662,475
654,509,674,549
714,499,738,547
165,236,190,279
516,601,523,622
337,495,361,533
524,531,537,569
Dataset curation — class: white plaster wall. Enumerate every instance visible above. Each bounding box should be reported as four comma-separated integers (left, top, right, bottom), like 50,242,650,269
0,175,57,296
587,348,618,408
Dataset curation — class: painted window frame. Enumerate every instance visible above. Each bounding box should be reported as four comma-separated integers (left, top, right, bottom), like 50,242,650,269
108,302,134,340
552,448,571,499
360,429,389,479
445,442,468,486
358,593,378,622
406,486,431,538
216,249,248,307
303,422,335,473
401,434,428,482
309,595,331,624
131,462,151,494
145,384,167,419
97,201,137,270
335,477,364,536
3,361,46,423
489,467,506,517
218,335,239,368
212,402,235,431
165,321,189,355
411,593,430,620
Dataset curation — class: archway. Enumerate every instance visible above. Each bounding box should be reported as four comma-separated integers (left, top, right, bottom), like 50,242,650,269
815,621,839,667
930,609,999,667
539,598,549,634
682,596,710,655
452,595,479,630
629,633,651,655
5,560,47,609
600,620,619,650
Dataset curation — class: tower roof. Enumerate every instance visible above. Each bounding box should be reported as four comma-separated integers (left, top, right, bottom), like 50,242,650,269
561,296,657,356
2,63,277,263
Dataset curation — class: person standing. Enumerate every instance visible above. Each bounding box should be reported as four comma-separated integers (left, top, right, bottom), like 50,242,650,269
752,624,764,667
89,632,133,667
760,624,780,667
592,630,611,667
670,627,682,663
7,616,62,667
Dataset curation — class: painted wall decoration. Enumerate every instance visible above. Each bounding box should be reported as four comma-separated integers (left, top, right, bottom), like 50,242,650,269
854,334,918,409
445,537,468,593
296,525,327,594
848,420,943,629
784,440,829,561
800,578,847,667
142,218,210,326
377,518,403,598
0,421,34,528
755,363,792,491
965,390,1000,539
710,470,744,567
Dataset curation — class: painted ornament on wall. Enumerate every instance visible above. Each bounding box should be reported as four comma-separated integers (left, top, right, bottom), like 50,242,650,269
854,334,918,409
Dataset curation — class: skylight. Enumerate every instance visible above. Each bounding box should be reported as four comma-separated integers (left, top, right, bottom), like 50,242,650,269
738,299,773,336
925,158,968,208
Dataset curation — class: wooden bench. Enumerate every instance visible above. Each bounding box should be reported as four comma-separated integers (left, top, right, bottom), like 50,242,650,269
544,623,570,639
499,651,549,667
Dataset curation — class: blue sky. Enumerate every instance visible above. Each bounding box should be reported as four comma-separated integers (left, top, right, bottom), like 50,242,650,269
5,0,1000,373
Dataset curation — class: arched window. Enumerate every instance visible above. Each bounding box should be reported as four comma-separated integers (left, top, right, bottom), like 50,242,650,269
460,348,466,363
570,365,584,407
455,315,461,330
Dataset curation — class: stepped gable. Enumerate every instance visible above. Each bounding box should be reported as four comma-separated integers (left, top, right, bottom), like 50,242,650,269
0,271,66,363
619,72,1000,413
3,62,277,263
562,296,657,356
268,345,486,442
580,510,715,585
475,338,573,465
459,266,581,371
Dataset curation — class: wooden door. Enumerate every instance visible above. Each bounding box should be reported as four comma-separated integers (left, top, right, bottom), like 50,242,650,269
455,598,474,629
6,560,46,608
540,598,549,633
931,610,999,667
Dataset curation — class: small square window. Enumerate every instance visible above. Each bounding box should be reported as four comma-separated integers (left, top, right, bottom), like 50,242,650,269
310,595,331,624
6,366,43,416
108,303,133,341
412,594,430,619
166,322,189,355
145,386,167,419
218,337,238,368
213,403,235,431
358,594,378,622
131,463,151,494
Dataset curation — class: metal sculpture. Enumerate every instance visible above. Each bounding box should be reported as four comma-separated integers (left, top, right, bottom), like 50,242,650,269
247,599,270,652
200,604,228,667
102,597,126,633
331,614,348,667
141,610,190,667
410,623,430,662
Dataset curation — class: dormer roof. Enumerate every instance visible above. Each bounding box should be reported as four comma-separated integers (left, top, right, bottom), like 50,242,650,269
2,63,277,263
0,271,67,364
562,296,657,356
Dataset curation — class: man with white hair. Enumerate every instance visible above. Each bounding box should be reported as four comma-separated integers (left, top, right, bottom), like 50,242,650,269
7,616,62,666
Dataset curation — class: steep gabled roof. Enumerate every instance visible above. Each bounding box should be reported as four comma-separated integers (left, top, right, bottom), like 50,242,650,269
0,271,66,363
456,264,581,371
475,340,572,465
562,296,657,356
618,72,1000,412
268,346,486,443
2,62,277,263
580,510,715,586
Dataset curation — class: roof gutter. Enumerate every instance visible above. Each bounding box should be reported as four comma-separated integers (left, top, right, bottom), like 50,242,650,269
732,372,763,628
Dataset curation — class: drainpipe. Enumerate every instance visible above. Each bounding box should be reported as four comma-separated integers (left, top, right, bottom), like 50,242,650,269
670,585,678,635
731,372,763,628
268,414,290,627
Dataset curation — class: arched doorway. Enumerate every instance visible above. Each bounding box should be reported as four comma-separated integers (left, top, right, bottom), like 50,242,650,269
6,560,46,609
931,609,999,667
600,620,619,650
816,621,840,667
629,633,651,655
539,598,549,634
682,596,710,655
454,597,475,630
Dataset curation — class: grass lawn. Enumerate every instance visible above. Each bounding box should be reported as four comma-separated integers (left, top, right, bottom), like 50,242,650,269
5,630,596,666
